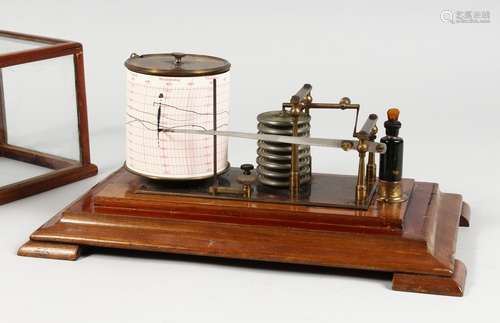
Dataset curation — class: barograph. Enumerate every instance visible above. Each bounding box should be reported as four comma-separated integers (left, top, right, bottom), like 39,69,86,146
19,52,470,297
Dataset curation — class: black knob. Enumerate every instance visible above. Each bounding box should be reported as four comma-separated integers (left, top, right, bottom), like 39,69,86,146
240,163,254,175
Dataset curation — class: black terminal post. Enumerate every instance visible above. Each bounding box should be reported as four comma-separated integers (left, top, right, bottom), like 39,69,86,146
378,108,406,203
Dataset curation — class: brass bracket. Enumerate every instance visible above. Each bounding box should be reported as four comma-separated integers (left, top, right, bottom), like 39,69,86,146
208,184,254,199
280,84,384,205
209,185,245,196
209,164,257,199
281,84,364,199
355,114,379,204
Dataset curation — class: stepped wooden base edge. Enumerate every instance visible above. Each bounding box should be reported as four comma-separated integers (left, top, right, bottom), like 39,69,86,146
16,237,467,296
17,240,81,261
17,168,470,296
392,260,466,297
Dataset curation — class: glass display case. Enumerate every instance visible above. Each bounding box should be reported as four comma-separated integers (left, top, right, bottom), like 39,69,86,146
0,30,97,204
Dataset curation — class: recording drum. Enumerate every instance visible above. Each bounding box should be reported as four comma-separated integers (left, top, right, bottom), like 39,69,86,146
124,52,231,179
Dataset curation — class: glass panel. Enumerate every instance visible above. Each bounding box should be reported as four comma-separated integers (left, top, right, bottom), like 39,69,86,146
0,158,52,186
0,54,80,187
0,34,45,54
2,55,80,160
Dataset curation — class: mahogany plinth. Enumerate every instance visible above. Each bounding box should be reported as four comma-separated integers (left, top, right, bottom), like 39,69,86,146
19,167,470,296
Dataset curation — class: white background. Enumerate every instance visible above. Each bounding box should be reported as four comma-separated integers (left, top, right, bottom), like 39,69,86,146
1,0,499,322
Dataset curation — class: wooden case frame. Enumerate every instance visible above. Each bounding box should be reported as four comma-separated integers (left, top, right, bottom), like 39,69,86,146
0,30,97,204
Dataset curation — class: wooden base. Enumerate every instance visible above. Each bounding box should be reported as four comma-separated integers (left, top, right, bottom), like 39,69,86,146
19,167,470,296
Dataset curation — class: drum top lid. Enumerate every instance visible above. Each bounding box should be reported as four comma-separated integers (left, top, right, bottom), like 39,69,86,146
125,52,231,77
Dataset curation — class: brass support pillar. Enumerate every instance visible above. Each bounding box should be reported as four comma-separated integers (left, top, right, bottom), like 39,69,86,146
355,140,368,203
366,126,378,186
366,152,376,185
356,152,367,202
355,114,378,203
284,84,312,199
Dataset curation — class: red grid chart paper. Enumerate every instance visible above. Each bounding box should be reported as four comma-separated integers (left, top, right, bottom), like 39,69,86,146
126,71,230,179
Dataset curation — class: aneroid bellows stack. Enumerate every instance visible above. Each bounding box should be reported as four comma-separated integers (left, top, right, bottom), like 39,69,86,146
256,110,311,187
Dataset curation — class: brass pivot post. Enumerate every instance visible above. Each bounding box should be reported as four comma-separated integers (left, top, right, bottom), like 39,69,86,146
355,114,378,203
287,84,312,199
366,125,378,186
356,140,368,203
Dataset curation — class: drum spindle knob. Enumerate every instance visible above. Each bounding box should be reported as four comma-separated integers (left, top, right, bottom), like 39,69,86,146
172,52,186,65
